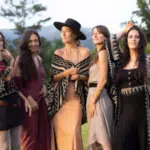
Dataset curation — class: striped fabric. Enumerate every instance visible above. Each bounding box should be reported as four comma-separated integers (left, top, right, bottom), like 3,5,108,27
0,60,17,99
47,54,91,124
110,34,150,149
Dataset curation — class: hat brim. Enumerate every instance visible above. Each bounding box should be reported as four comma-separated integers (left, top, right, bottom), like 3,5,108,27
54,22,86,40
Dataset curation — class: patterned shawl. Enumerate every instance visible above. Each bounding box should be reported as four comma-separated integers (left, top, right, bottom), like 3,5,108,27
0,60,17,99
47,54,91,124
105,35,121,108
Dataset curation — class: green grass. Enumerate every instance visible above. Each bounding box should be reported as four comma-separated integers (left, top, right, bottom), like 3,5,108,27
82,123,88,150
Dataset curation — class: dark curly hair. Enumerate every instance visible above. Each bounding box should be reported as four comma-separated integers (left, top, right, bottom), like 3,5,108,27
19,29,41,86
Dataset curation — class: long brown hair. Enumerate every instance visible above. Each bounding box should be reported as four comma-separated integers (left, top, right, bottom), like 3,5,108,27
91,25,110,65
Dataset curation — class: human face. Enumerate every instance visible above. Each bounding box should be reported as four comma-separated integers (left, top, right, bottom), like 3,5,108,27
127,29,140,50
28,34,40,54
0,34,4,51
92,27,106,45
61,26,75,44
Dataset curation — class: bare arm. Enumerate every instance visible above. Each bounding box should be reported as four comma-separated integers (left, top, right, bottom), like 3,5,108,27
91,50,108,103
116,22,134,41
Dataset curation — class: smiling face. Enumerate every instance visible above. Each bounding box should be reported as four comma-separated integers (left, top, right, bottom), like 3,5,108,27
28,33,40,54
61,26,76,44
127,29,140,50
92,27,106,45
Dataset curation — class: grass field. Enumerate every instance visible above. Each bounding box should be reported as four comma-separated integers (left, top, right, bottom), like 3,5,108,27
82,123,88,150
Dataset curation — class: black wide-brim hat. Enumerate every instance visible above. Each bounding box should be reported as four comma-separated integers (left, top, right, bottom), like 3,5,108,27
54,18,86,40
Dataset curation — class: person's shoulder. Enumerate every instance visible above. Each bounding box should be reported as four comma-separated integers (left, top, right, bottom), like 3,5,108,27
37,55,42,63
78,46,91,56
54,48,65,57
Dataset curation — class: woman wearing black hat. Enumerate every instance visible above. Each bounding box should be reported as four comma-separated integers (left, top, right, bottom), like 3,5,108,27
47,18,91,150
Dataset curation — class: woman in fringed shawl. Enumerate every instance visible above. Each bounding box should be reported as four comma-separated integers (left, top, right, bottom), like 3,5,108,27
110,24,150,150
47,18,91,150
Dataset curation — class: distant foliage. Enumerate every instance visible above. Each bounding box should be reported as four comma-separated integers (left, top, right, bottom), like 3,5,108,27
132,0,150,41
0,0,51,35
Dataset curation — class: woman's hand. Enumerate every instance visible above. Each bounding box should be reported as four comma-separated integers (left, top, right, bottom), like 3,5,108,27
124,22,134,34
1,50,14,60
40,84,47,97
68,67,78,75
27,95,39,112
87,100,97,119
24,99,32,117
70,74,80,80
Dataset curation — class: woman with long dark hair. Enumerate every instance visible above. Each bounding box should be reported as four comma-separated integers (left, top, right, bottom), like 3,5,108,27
0,32,22,150
112,25,149,150
13,29,50,150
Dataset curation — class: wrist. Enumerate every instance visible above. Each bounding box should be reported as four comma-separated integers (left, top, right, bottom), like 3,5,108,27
90,99,95,104
65,70,70,76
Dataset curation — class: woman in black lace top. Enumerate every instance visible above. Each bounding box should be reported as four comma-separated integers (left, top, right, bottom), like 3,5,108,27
112,26,148,150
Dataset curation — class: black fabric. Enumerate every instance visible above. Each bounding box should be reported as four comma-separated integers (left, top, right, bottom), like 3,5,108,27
53,18,86,40
89,82,97,88
0,93,22,130
108,34,150,149
113,90,147,150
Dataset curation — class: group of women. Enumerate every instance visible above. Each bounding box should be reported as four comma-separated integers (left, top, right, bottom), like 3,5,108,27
0,17,150,150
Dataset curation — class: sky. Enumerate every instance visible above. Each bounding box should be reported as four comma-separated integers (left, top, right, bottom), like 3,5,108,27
0,0,139,32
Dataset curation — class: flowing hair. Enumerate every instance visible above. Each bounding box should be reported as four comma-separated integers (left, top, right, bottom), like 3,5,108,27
19,29,41,86
118,26,147,82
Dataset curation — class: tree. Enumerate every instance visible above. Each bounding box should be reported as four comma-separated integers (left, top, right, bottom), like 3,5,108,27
132,0,150,41
0,0,51,35
39,38,63,85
